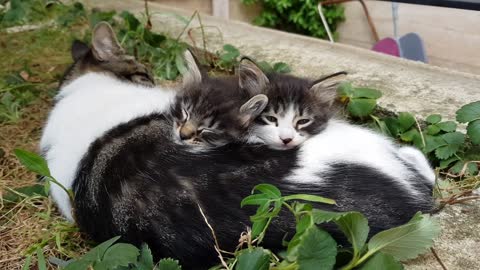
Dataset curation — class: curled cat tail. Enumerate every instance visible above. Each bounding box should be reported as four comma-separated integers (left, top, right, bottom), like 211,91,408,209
398,146,436,184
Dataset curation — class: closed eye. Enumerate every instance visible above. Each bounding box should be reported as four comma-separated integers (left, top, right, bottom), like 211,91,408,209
198,128,216,134
263,115,278,123
296,119,311,125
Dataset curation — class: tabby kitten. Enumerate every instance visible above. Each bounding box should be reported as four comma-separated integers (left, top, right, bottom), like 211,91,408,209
238,58,346,149
60,22,154,88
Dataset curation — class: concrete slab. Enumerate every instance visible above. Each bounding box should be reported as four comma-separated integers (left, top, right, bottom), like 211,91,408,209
92,0,480,122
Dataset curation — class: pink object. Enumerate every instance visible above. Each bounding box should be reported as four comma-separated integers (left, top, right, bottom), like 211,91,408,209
372,37,401,57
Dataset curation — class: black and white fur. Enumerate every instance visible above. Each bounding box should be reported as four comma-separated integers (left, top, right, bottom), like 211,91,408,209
67,56,435,268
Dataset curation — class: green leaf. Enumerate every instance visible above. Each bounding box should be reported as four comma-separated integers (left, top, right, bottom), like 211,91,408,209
235,248,270,270
175,52,188,75
311,209,351,224
450,160,465,174
456,101,480,123
337,82,354,97
347,98,376,117
352,88,382,99
466,162,479,176
14,149,50,176
143,29,166,47
367,213,440,261
22,256,31,270
273,62,291,73
3,184,47,202
120,11,141,31
384,117,400,136
136,244,154,270
36,248,47,270
436,121,457,132
335,212,369,257
81,236,121,262
439,156,460,169
157,258,182,270
397,112,415,132
251,217,268,238
253,183,281,199
297,226,337,270
426,124,440,135
359,252,404,270
240,194,270,207
467,119,480,145
257,61,273,73
434,132,465,159
223,44,239,54
283,194,335,205
426,114,442,124
400,129,419,143
101,243,139,268
424,135,447,153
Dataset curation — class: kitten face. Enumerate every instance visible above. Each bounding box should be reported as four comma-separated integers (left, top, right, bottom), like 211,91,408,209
61,22,154,88
170,51,267,149
238,59,346,150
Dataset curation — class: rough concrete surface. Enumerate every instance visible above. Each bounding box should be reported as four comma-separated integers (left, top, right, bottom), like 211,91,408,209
86,1,480,269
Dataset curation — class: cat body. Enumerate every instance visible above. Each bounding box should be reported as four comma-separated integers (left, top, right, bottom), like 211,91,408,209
72,111,433,269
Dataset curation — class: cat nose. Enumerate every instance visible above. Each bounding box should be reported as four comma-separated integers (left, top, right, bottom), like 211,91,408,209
281,138,292,145
180,123,195,140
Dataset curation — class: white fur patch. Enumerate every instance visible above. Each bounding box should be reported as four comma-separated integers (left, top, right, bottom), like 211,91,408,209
40,73,175,220
286,120,426,196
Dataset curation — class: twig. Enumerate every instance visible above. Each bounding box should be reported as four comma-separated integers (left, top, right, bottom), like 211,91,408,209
414,116,426,149
144,0,152,30
197,204,231,270
430,247,448,270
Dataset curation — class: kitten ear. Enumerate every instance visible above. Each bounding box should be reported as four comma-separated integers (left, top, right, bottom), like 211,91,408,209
310,71,348,107
182,49,202,87
238,57,269,95
91,22,124,61
71,40,90,62
239,94,268,126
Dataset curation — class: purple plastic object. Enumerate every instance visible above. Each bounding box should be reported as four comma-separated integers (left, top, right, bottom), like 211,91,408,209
372,37,401,57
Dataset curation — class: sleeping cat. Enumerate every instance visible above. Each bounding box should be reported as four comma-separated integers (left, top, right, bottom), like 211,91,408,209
41,22,266,220
69,51,434,268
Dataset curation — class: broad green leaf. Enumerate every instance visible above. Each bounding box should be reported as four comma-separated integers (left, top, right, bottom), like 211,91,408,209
436,121,457,132
220,51,239,62
425,114,441,124
311,209,352,224
467,119,480,145
235,248,270,270
120,11,140,31
441,132,465,145
359,252,403,270
352,88,382,99
36,248,47,270
337,82,354,97
257,61,273,73
223,44,239,54
253,183,281,199
3,184,47,202
283,194,335,205
136,244,154,270
435,132,465,159
456,101,480,123
158,258,182,270
143,29,166,47
273,62,291,73
335,212,369,257
424,135,447,153
466,162,479,176
397,112,415,132
347,98,376,117
14,149,50,176
399,129,419,143
367,213,440,261
426,125,440,135
240,194,270,207
439,156,460,169
297,226,337,270
251,217,268,238
101,243,139,269
296,215,312,235
384,117,400,136
81,236,121,262
450,160,465,174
